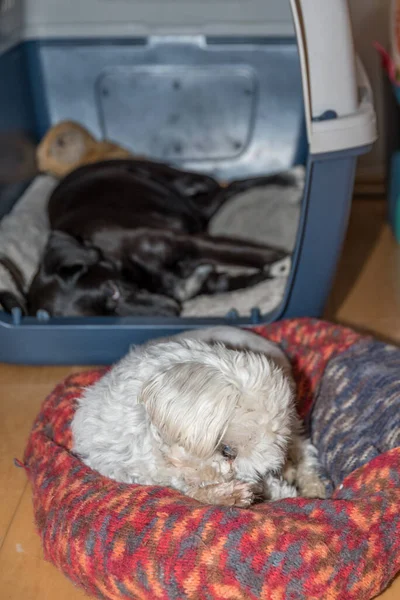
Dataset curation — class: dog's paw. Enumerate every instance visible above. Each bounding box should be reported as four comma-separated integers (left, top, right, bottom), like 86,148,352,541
298,474,327,499
175,265,214,302
228,481,255,508
154,295,182,316
265,257,291,278
264,474,298,501
212,481,255,508
188,480,255,507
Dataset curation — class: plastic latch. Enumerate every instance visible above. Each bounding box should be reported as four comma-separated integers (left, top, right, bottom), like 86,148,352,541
36,310,50,322
312,110,338,123
225,309,239,321
250,308,261,324
11,307,22,326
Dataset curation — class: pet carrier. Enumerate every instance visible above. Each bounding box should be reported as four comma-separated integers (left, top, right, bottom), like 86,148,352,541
0,0,377,363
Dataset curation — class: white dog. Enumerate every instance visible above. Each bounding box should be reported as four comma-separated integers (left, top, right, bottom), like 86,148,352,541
72,326,325,507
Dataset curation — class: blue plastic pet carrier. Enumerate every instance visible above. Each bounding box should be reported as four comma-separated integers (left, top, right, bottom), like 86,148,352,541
0,0,377,364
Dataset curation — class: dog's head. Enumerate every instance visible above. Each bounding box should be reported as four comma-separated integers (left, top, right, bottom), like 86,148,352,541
27,231,180,317
139,338,295,486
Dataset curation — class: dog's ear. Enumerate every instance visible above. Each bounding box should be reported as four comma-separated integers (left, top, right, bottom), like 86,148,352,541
139,362,239,458
43,231,100,280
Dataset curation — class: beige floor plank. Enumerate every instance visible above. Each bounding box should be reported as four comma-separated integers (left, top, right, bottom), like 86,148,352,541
0,366,77,548
378,581,400,600
325,200,400,343
0,485,88,599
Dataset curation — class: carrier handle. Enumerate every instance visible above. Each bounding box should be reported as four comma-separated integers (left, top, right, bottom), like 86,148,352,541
290,0,377,154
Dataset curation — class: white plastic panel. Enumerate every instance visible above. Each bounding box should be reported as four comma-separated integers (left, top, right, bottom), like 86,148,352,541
98,65,257,161
291,0,358,120
290,0,377,153
22,0,295,38
310,58,377,154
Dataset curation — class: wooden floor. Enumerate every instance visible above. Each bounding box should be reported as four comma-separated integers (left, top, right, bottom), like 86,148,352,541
1,198,400,600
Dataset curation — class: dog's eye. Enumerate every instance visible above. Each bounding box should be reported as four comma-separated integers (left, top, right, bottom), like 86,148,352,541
220,445,237,460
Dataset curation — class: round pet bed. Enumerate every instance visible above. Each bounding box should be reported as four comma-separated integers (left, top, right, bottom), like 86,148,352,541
22,319,400,600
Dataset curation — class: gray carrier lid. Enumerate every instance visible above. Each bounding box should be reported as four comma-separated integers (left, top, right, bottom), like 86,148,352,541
1,0,377,155
22,0,295,38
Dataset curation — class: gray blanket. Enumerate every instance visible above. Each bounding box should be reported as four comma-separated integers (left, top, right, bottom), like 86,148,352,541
0,176,57,306
182,166,304,317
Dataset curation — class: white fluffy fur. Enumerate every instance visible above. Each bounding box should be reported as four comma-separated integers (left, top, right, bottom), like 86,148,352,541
72,326,325,507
